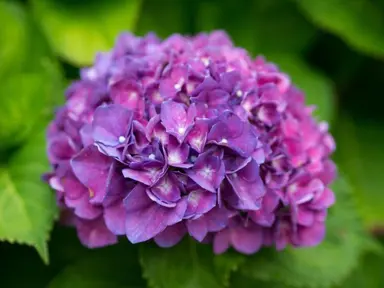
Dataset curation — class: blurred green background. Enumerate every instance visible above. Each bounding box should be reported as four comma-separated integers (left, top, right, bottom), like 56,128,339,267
1,0,384,287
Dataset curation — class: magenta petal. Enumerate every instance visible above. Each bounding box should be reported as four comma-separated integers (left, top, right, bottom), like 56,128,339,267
65,194,103,220
75,217,118,248
186,151,225,193
110,79,145,118
296,221,325,247
104,201,126,235
213,229,230,254
160,100,195,142
187,118,209,153
154,222,186,248
226,159,265,210
310,188,335,210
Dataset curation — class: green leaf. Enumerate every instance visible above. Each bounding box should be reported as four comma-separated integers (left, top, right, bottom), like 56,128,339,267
140,239,244,288
0,68,62,150
0,129,58,263
293,0,384,58
334,116,384,229
239,177,373,288
197,0,317,56
268,54,335,123
32,0,142,66
48,241,146,288
0,1,28,78
336,251,384,288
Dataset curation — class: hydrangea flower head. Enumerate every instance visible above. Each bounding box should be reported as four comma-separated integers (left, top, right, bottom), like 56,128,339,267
45,31,336,254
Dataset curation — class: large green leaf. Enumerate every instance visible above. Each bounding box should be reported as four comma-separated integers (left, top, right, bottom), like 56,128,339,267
32,0,142,66
334,116,384,229
268,54,335,123
140,239,244,288
0,68,62,150
293,0,384,58
0,130,58,263
335,251,384,288
238,177,374,288
49,242,146,288
197,0,317,56
0,2,28,78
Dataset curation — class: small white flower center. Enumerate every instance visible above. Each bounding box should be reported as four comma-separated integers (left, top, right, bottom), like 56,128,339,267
287,184,297,194
219,138,228,144
118,136,126,143
236,90,243,97
188,191,201,206
129,91,138,99
178,126,186,135
159,179,172,195
199,166,213,180
168,151,181,164
174,78,185,90
148,153,156,160
201,57,210,66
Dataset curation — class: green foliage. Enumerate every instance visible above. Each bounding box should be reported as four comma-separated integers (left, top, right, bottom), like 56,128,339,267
238,178,374,288
32,0,142,66
49,242,145,288
0,129,58,263
335,116,384,229
293,0,384,58
140,239,244,288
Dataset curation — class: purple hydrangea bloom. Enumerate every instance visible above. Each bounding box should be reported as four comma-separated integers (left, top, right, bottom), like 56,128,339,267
45,30,336,254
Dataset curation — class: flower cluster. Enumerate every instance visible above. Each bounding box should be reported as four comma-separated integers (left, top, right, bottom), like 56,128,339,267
45,31,336,254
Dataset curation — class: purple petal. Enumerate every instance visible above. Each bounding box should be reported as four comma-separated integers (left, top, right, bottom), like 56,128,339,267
226,159,265,210
213,229,230,254
160,100,195,142
65,193,103,220
166,137,191,167
146,114,169,145
75,217,118,248
79,124,94,147
224,156,252,174
185,189,216,218
47,133,77,164
124,185,187,243
208,111,258,157
149,173,182,205
71,145,125,204
186,151,225,193
92,104,133,148
186,217,209,242
296,221,325,247
154,222,186,248
104,201,126,235
231,225,263,254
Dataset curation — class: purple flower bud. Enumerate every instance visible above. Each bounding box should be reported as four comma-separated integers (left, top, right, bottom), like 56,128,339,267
44,30,336,253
